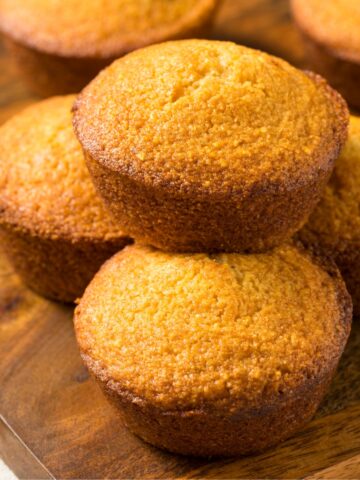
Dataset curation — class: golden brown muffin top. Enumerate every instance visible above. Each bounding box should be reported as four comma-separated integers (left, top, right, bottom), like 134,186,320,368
0,0,217,58
291,0,360,62
301,115,360,251
0,95,127,242
75,244,350,412
74,40,348,198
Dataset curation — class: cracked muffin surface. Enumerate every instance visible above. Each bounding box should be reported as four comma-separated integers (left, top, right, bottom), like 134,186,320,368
74,40,346,195
300,115,360,315
75,243,351,412
0,0,218,58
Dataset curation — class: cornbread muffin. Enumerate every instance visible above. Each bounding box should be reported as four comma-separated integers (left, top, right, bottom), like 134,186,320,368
75,244,351,457
300,115,360,317
73,40,348,253
0,0,219,97
0,95,131,302
291,0,360,109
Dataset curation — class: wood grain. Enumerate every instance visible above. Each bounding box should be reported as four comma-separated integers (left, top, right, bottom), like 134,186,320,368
0,0,359,478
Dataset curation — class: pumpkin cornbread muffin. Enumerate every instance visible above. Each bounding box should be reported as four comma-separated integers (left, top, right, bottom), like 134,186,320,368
0,95,131,302
0,0,219,97
291,0,360,109
73,40,348,253
75,244,351,457
299,115,360,317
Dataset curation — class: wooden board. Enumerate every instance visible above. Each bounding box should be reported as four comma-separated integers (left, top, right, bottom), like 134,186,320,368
0,0,360,478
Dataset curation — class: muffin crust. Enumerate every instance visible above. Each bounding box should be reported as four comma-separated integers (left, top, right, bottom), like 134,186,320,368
291,0,360,63
1,37,112,98
0,96,131,301
0,0,218,96
291,0,360,108
75,244,351,455
300,115,360,316
74,40,348,253
0,0,218,58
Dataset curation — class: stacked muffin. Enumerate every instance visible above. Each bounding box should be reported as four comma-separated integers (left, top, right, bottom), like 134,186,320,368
0,0,357,458
0,37,354,456
70,40,352,456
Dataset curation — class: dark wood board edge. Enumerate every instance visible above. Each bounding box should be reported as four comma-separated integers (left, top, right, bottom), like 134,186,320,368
306,454,360,479
0,416,54,480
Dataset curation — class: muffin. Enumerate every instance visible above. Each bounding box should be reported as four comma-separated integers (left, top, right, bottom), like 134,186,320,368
299,115,360,317
73,40,348,254
74,243,351,457
0,0,219,97
0,95,131,302
291,0,360,109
